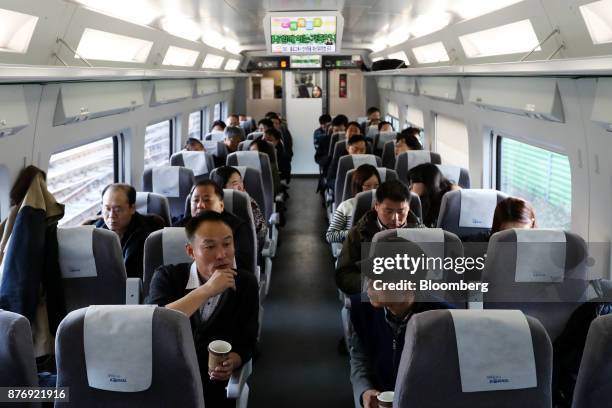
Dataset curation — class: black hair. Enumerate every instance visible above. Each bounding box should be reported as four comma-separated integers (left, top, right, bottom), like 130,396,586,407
185,211,232,242
319,114,332,125
397,128,423,151
250,136,277,165
331,114,349,127
351,164,381,196
101,183,136,206
184,138,204,149
10,165,46,206
212,166,240,189
264,127,282,141
367,106,380,116
378,121,393,131
347,121,362,130
265,112,280,120
375,180,411,204
258,118,274,130
211,120,226,131
191,179,224,201
408,163,453,227
347,134,367,146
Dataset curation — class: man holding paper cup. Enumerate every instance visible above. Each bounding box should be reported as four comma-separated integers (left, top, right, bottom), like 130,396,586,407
147,211,259,407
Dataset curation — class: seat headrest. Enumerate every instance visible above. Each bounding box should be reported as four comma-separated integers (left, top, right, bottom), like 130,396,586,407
83,305,156,392
203,141,218,155
403,150,432,171
351,154,377,168
57,226,99,278
377,167,388,182
515,229,566,283
235,151,262,172
152,167,180,198
449,309,537,392
135,192,150,214
458,189,499,228
179,151,210,176
161,228,191,265
436,164,461,185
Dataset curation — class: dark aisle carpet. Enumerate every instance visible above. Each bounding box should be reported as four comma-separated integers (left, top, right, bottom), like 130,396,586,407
248,178,355,408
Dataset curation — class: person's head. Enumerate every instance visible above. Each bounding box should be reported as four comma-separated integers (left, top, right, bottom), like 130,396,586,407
346,121,363,140
270,116,282,130
351,164,381,196
190,180,224,217
183,137,205,151
298,84,310,98
258,118,274,132
101,183,136,235
185,211,234,279
249,136,277,164
265,112,280,120
331,114,349,133
395,127,423,156
347,135,367,155
366,107,381,124
374,180,411,229
9,165,46,206
211,120,226,132
378,121,393,132
319,114,332,129
264,127,282,146
491,197,537,234
211,166,244,192
408,163,452,226
312,85,322,98
226,114,239,127
238,114,247,122
224,126,242,152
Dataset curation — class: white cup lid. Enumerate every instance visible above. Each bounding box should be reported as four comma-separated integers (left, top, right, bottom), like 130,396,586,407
208,340,232,353
377,391,394,402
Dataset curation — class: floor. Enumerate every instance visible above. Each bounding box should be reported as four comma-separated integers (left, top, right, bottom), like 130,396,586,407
249,178,355,407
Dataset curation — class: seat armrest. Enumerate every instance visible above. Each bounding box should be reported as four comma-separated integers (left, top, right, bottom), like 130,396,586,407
261,238,273,258
226,359,253,399
126,278,142,304
331,242,343,258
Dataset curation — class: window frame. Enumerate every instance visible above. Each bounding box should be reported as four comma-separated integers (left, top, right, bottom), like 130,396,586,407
433,112,470,169
144,118,174,171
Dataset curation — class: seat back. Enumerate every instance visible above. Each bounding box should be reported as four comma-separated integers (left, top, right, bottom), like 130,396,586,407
395,310,552,408
334,155,381,207
170,151,214,182
327,131,346,156
238,140,253,151
352,190,422,226
573,314,612,408
142,166,194,220
209,166,268,221
0,310,39,390
436,189,508,240
204,131,225,142
341,167,398,203
223,189,257,273
143,227,191,298
365,125,378,140
247,131,263,140
483,229,589,341
436,164,471,188
135,192,171,227
55,306,204,408
57,226,127,312
227,151,274,220
395,150,442,182
381,140,396,169
373,131,397,151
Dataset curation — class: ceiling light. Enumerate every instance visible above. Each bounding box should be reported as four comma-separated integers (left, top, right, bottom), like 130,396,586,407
162,46,199,66
580,0,612,45
224,58,240,70
459,19,540,58
74,0,161,26
202,53,224,69
412,41,449,64
450,0,525,21
75,28,153,63
160,15,202,41
409,12,453,38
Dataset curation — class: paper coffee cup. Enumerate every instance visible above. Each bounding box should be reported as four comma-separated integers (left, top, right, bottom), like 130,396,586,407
208,340,232,373
377,391,394,408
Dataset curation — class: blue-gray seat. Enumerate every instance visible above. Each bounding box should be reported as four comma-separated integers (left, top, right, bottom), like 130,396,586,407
142,166,194,221
395,150,442,183
0,310,39,394
170,151,215,182
135,192,171,227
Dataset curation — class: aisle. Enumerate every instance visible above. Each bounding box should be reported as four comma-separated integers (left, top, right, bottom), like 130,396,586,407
249,178,355,407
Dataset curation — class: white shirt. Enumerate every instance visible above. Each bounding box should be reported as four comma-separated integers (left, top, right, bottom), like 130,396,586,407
187,262,222,323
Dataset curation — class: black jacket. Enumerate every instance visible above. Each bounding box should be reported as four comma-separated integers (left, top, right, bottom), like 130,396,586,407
335,209,423,295
95,212,164,279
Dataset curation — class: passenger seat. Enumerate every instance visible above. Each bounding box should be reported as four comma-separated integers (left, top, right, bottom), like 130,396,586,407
142,166,194,221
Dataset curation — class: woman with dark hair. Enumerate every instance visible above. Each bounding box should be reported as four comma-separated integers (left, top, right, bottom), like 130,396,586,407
312,86,322,98
211,166,268,249
491,197,537,234
249,136,281,195
408,163,456,227
326,164,381,244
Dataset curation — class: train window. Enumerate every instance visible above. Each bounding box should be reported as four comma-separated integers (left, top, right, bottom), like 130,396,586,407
47,136,117,227
497,137,571,229
144,120,173,171
188,111,202,139
213,103,222,121
459,20,540,58
405,106,425,129
434,114,470,169
0,8,39,54
386,101,400,130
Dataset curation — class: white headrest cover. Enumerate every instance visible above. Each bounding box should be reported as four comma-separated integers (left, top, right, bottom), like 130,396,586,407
436,164,461,185
207,131,225,142
449,309,537,392
366,126,378,138
459,190,498,228
162,228,191,265
58,226,97,278
203,141,218,155
236,151,262,172
405,151,432,171
181,151,209,177
377,131,396,148
152,167,180,198
397,228,446,280
515,229,566,283
135,192,149,215
241,140,253,150
351,154,377,169
84,305,155,392
249,132,263,138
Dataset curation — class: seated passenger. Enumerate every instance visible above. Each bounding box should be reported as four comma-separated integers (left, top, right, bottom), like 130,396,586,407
313,114,332,150
226,113,240,128
377,121,394,133
147,211,258,408
224,126,242,154
314,114,348,173
361,106,381,134
183,137,205,152
263,127,291,183
345,121,363,141
408,163,457,227
250,136,281,196
395,127,423,156
211,166,268,250
326,164,381,244
336,180,423,295
268,113,293,171
463,197,537,243
94,184,164,278
173,180,254,274
326,135,368,191
349,239,451,408
257,118,274,133
211,120,226,132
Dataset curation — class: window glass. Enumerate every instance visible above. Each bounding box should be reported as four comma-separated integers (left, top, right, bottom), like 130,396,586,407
188,111,202,139
213,103,222,121
434,114,470,169
144,120,172,171
47,137,116,226
498,137,572,229
405,106,425,129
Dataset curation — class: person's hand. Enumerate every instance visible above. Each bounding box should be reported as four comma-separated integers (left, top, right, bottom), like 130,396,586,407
201,269,237,298
209,352,242,381
362,389,381,408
